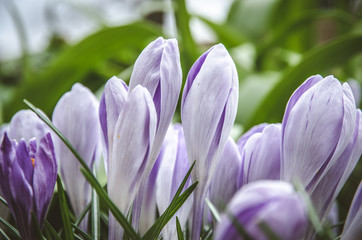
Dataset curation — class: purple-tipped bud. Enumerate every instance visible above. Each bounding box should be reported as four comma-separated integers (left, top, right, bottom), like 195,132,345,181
281,75,357,192
209,137,242,211
156,124,193,239
129,37,182,173
214,180,308,240
341,182,362,240
52,83,101,229
181,44,238,240
0,133,57,239
107,85,157,239
99,76,128,170
238,124,281,185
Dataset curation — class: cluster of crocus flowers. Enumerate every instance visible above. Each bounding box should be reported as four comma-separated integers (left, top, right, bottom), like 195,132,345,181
0,36,361,240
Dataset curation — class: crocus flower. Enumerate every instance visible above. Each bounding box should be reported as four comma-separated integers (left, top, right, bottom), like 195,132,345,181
181,44,238,240
129,36,182,175
341,181,362,240
238,123,281,185
156,124,193,239
348,79,361,107
52,83,102,229
107,85,157,240
209,137,242,211
281,75,357,193
0,132,57,239
99,76,128,170
214,180,308,240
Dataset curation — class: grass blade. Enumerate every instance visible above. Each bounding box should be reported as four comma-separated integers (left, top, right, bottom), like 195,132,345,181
75,203,91,226
205,198,221,223
176,217,184,240
31,212,45,240
0,228,11,240
43,220,61,240
258,221,280,240
227,211,253,240
57,175,74,240
0,216,21,239
72,224,93,240
142,161,197,239
92,165,100,240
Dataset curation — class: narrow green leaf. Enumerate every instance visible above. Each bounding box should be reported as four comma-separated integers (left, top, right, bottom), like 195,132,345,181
92,165,100,240
75,203,91,227
142,161,196,239
176,217,184,240
0,196,8,207
57,175,75,240
81,168,140,240
43,220,62,240
31,212,45,240
227,211,253,240
72,224,93,240
0,228,11,240
246,34,362,129
205,198,221,222
0,217,21,239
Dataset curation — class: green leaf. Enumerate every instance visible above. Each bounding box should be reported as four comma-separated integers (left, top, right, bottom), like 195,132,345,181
74,203,91,227
4,22,162,121
81,168,140,240
258,221,280,240
57,175,75,240
226,211,253,240
0,216,21,239
72,224,93,240
205,198,221,222
176,217,184,240
0,228,11,240
142,161,197,240
43,220,62,240
246,34,362,129
92,165,100,240
24,99,140,240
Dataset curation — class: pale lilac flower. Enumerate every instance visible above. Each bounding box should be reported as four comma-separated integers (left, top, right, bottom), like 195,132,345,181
129,37,182,172
348,79,361,107
52,83,101,229
238,123,281,185
341,181,362,240
281,75,357,193
209,137,242,211
107,85,157,240
0,132,57,239
99,76,128,170
214,180,308,240
181,44,238,240
156,124,193,239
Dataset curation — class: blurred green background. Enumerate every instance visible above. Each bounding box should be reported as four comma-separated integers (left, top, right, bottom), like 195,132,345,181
1,0,362,226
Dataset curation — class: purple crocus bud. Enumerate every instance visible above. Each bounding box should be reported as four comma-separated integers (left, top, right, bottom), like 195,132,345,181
156,124,193,239
52,83,101,229
239,124,281,185
0,132,57,239
7,109,49,143
99,76,128,170
214,180,308,240
281,75,357,192
209,137,242,211
236,123,267,151
129,37,182,174
341,181,362,240
108,85,157,240
181,44,238,240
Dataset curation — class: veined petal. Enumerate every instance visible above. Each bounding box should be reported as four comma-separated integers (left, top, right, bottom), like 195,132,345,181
8,109,49,143
99,76,128,168
241,124,281,184
341,182,362,240
236,123,267,152
209,137,242,211
282,76,356,190
52,83,101,220
130,37,182,171
108,85,157,215
33,133,57,226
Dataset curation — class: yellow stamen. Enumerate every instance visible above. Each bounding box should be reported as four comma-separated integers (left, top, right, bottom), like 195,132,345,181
31,158,35,167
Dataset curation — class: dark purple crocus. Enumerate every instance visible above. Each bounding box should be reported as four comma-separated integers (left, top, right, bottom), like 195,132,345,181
214,180,308,240
0,132,57,239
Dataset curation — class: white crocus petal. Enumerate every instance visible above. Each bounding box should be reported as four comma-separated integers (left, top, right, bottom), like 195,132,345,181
108,85,157,240
52,83,101,229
